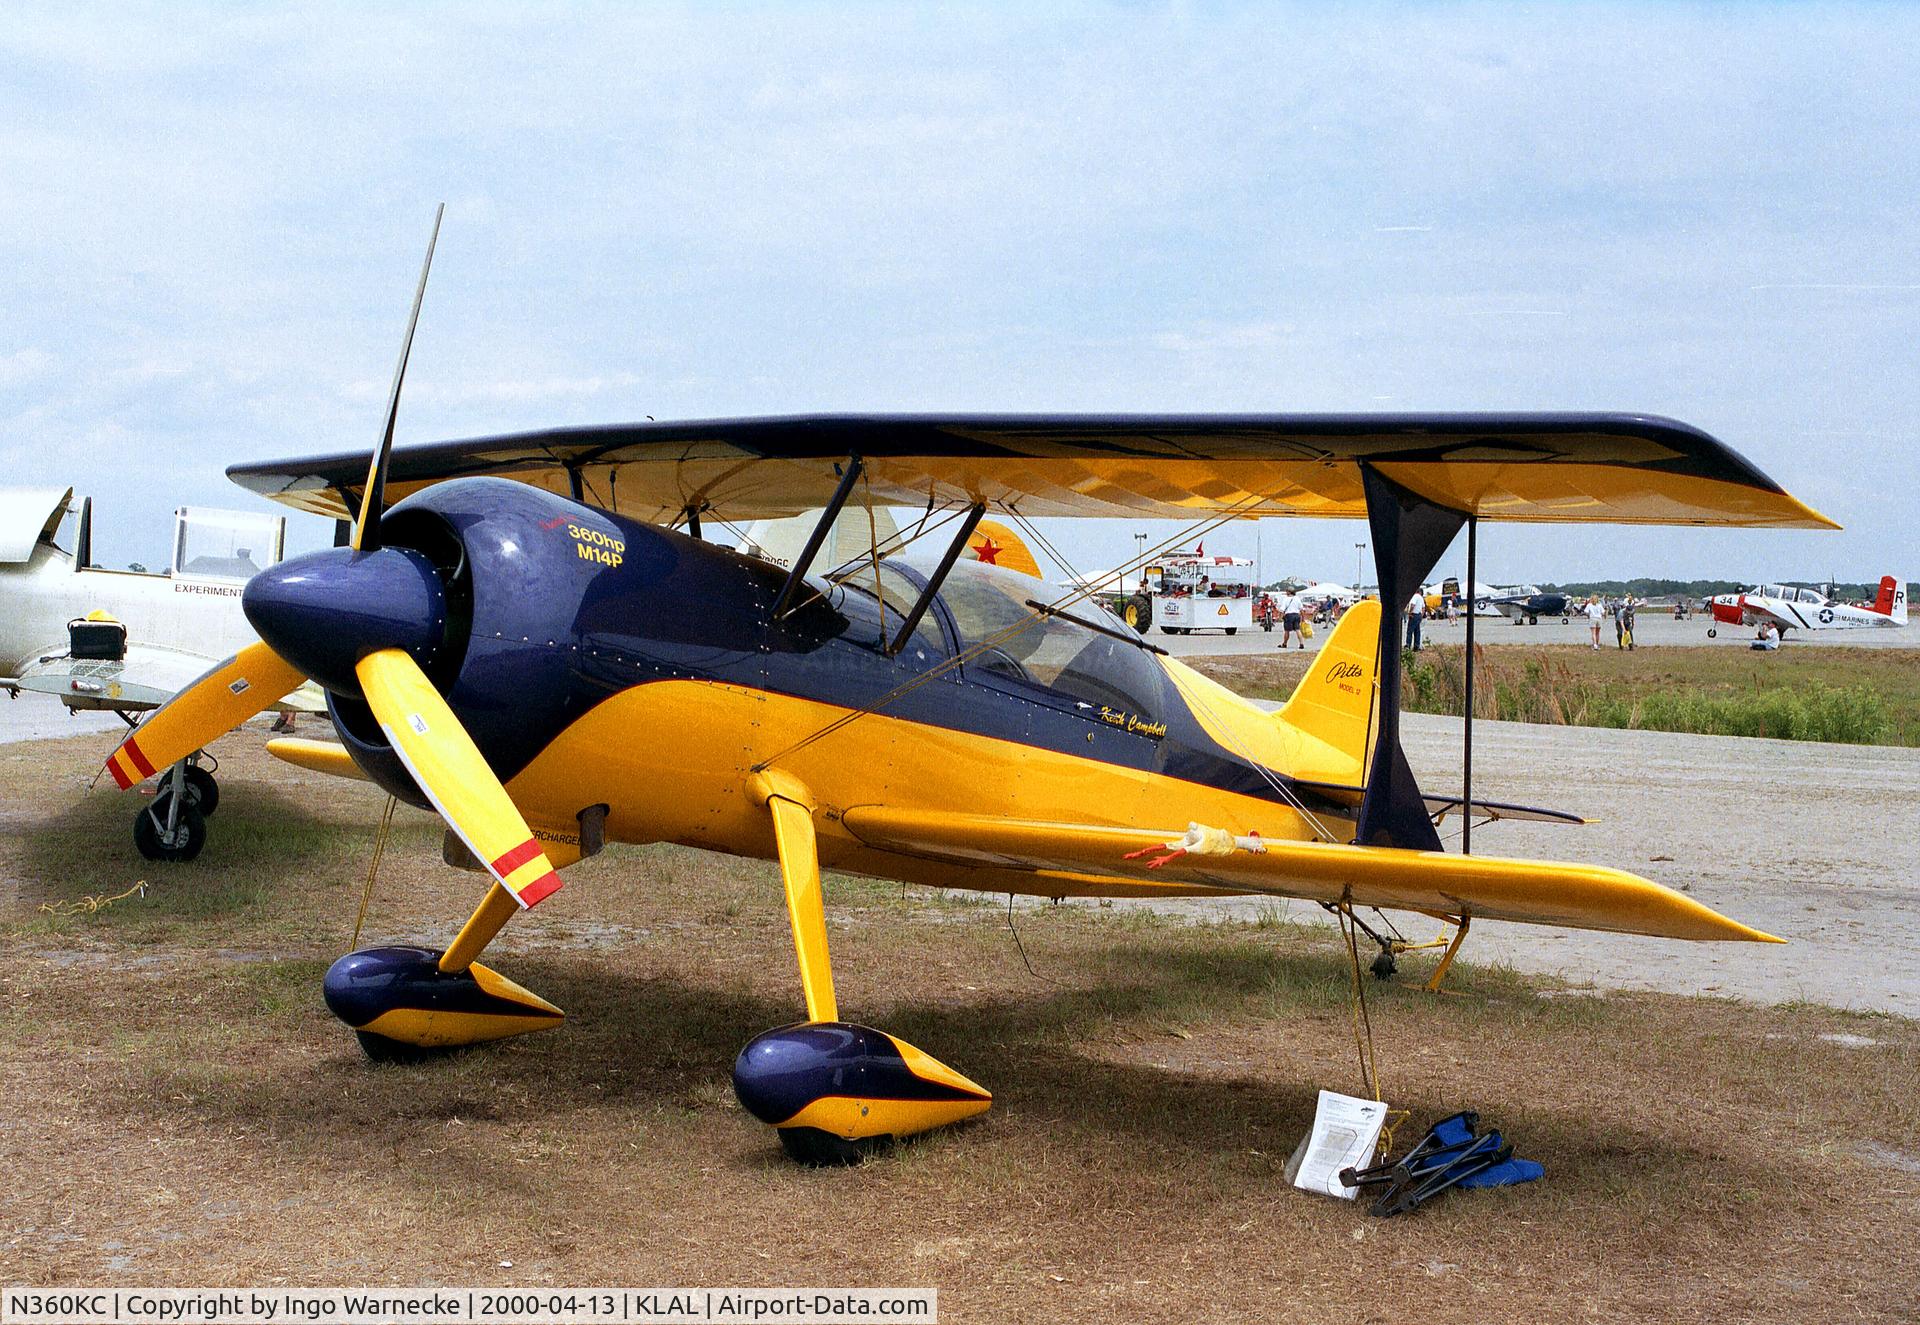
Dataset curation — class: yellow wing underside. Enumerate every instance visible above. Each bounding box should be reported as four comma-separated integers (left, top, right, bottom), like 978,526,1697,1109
227,414,1836,529
838,808,1781,943
247,455,1833,529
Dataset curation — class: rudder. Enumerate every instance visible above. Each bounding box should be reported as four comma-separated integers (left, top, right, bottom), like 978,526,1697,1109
1274,599,1381,786
1872,575,1908,624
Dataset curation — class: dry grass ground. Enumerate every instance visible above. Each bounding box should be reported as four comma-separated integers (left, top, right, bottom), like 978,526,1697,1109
2,731,1917,1323
1194,644,1920,745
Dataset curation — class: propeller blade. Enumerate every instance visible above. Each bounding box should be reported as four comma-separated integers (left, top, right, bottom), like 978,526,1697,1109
354,647,563,910
104,641,308,788
352,202,445,552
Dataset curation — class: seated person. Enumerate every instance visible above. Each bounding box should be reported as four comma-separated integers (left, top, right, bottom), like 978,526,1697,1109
1750,620,1780,651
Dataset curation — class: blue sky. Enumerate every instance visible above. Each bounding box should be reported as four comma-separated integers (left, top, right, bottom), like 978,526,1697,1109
3,2,1915,587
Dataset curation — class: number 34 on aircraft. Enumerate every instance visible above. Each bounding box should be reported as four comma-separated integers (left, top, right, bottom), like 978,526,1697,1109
106,215,1833,1164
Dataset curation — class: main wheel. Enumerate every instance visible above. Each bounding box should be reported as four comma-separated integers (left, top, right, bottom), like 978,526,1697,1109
778,1126,873,1166
1225,627,1238,636
133,801,206,862
181,765,219,816
354,1031,449,1064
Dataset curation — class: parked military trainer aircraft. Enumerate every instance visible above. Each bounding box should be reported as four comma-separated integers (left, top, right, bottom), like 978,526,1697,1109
102,219,1834,1164
1706,576,1907,637
2,487,322,859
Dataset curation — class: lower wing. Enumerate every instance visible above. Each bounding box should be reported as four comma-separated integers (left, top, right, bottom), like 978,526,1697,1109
839,808,1779,943
11,642,325,714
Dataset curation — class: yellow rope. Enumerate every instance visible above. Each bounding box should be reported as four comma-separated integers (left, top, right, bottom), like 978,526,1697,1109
39,880,147,916
1335,892,1408,1158
352,795,398,949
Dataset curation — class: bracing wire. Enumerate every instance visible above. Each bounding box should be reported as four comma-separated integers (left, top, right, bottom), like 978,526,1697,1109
1004,893,1062,986
1334,890,1407,1156
351,795,398,950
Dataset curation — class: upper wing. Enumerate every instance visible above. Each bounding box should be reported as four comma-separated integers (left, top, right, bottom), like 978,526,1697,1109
227,412,1835,529
11,643,326,714
837,807,1778,942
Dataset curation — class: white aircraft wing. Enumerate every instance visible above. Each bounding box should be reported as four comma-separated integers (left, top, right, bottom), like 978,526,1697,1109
1732,598,1798,631
9,642,325,714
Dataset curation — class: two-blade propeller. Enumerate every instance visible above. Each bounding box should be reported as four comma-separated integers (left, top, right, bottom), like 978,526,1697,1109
104,206,565,951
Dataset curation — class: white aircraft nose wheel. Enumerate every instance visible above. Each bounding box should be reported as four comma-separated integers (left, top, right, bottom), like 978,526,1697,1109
1707,627,1717,638
134,799,207,862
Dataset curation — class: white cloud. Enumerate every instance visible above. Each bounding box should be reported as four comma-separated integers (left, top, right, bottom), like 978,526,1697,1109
0,3,1915,580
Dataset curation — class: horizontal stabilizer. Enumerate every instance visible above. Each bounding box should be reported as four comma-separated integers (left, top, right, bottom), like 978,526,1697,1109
1289,779,1587,826
840,808,1778,943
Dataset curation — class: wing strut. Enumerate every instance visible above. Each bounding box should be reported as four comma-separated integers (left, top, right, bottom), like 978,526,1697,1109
887,503,984,655
772,454,864,619
1463,513,1477,855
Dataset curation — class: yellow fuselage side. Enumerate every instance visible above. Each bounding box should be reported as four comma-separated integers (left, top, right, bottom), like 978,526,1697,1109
503,678,1347,900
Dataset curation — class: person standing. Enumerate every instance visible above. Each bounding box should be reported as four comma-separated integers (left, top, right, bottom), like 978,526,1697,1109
1405,590,1426,650
1278,590,1305,649
1583,595,1604,649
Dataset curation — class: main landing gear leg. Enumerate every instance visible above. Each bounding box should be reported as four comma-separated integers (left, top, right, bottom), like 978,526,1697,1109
732,771,991,1165
322,880,563,1063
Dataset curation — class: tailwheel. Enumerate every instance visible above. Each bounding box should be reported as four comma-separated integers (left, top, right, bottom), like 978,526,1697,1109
134,799,206,862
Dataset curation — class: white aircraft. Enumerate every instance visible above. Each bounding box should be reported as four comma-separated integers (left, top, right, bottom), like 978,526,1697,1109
1707,576,1908,637
0,487,322,860
1425,576,1555,619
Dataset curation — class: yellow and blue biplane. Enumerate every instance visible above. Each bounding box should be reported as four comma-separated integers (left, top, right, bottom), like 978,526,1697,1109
102,221,1833,1163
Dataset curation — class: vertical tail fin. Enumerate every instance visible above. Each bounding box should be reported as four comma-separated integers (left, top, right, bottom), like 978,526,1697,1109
1872,576,1908,624
1273,599,1382,786
964,519,1043,578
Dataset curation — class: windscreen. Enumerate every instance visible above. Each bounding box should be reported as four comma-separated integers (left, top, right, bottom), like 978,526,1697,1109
173,508,285,581
931,560,1165,717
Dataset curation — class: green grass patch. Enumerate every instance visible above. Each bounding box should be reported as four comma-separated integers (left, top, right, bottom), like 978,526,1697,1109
1401,646,1907,743
1196,646,1920,745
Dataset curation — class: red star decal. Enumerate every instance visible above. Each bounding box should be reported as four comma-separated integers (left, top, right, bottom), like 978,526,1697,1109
973,537,1002,565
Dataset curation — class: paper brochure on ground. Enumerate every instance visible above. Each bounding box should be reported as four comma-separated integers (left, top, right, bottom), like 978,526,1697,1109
1286,1090,1389,1199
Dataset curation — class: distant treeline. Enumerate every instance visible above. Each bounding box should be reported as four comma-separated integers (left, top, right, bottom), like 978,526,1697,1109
1543,578,1917,602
